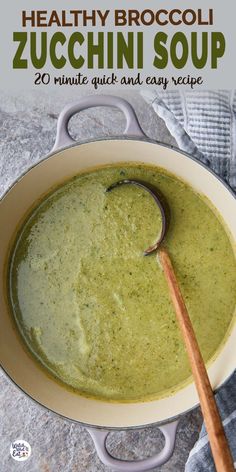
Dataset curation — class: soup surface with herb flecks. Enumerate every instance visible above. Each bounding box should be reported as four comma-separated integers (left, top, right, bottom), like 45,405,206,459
9,164,236,401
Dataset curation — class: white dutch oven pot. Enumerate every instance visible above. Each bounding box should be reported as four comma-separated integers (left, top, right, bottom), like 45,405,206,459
0,95,235,471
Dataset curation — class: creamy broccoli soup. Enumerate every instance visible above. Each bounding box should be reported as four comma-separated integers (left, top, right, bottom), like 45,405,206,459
8,164,236,401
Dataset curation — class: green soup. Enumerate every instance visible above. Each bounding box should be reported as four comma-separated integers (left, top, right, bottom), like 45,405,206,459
8,164,236,401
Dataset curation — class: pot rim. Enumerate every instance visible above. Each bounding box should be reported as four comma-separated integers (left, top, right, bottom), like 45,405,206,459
1,135,235,205
1,135,235,430
1,361,235,431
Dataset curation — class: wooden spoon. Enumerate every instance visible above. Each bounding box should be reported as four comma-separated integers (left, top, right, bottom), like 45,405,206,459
159,247,234,472
106,178,234,472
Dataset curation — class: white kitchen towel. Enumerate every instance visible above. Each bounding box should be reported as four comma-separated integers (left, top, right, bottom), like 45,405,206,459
141,89,236,191
141,89,236,471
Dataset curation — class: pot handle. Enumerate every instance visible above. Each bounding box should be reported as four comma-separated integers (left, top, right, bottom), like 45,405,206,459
86,419,179,472
52,95,147,151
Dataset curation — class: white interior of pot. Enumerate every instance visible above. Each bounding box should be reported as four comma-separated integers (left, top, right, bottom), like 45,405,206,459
0,140,235,428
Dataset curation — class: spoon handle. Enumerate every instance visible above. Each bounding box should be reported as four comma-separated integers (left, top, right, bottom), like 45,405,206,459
158,247,234,472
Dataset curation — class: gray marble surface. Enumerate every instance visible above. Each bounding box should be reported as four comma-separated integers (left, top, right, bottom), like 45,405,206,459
0,89,202,472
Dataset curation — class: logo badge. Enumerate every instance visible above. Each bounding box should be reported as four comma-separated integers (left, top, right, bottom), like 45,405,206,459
10,439,31,461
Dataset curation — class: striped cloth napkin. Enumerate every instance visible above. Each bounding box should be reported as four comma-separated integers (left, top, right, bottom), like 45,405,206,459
141,90,236,191
141,89,236,471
